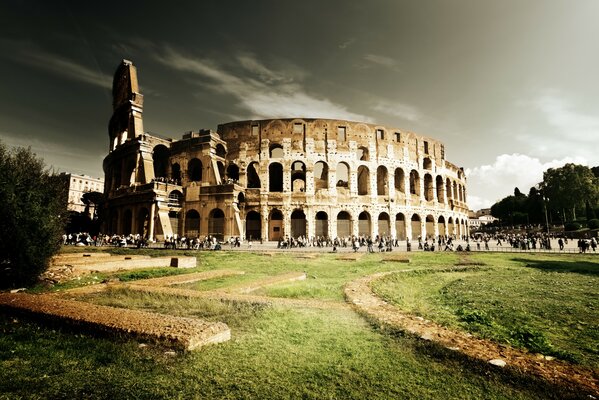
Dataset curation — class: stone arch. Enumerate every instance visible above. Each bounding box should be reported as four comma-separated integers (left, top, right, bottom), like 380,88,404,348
377,166,388,196
395,213,406,240
269,144,284,158
208,208,225,240
315,211,328,237
436,175,444,202
123,209,133,235
453,181,458,202
247,162,260,188
152,145,169,178
378,212,390,236
291,161,306,192
245,210,261,241
411,213,422,239
394,168,405,193
423,157,432,170
269,162,283,192
336,162,350,188
217,161,225,182
185,209,200,237
425,215,435,239
215,144,226,158
448,216,455,236
314,161,329,190
358,211,371,237
237,192,245,204
438,216,446,237
446,178,453,200
291,209,307,238
357,146,369,161
424,174,434,201
336,211,352,238
188,158,202,182
226,163,239,182
409,170,420,196
171,163,181,182
168,190,183,207
268,208,283,241
357,165,370,195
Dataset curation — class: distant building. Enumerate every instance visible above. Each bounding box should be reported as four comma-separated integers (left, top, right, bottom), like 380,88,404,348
468,208,497,229
60,173,104,213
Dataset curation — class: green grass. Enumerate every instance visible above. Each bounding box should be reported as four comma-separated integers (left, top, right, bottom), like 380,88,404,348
372,253,599,367
1,250,596,399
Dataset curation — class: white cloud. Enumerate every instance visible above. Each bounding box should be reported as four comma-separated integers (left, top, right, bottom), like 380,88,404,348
371,99,421,122
154,47,371,122
465,153,589,210
533,93,599,140
363,54,399,70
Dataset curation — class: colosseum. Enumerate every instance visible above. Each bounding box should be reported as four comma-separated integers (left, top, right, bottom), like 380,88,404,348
103,60,469,242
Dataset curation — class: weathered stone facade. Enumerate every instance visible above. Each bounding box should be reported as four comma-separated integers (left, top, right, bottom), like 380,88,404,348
103,60,469,241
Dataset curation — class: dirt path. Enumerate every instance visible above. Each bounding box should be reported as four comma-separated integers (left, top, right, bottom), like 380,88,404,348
344,271,599,396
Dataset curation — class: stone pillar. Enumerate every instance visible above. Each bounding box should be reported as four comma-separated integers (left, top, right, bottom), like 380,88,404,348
388,170,396,199
349,169,358,197
306,207,315,239
261,205,269,242
352,215,359,237
406,217,413,241
148,203,156,241
283,208,291,239
329,208,337,239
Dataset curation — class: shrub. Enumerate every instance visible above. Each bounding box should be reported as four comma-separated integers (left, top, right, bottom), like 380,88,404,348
588,219,599,230
564,222,582,231
0,143,67,288
509,325,553,354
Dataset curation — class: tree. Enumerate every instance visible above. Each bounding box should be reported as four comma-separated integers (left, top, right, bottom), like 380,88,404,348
0,142,67,288
540,164,599,222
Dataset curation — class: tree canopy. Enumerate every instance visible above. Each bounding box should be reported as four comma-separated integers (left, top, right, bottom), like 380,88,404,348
0,142,67,288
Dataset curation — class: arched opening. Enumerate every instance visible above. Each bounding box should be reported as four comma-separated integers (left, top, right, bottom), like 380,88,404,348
357,146,369,161
458,184,464,202
152,145,169,178
436,175,444,203
237,192,245,204
247,162,260,188
378,212,390,236
438,216,446,237
448,217,455,236
409,170,420,196
217,161,225,182
290,209,307,238
185,209,200,237
269,162,283,192
336,162,349,189
423,157,432,170
269,144,284,158
425,215,435,239
358,211,371,237
395,213,406,240
168,190,183,207
411,214,422,240
424,174,434,201
226,163,239,182
377,166,388,196
291,161,306,192
245,211,261,240
188,158,202,182
269,209,283,241
109,209,119,234
357,165,370,195
215,144,227,158
123,209,132,235
394,168,405,193
446,178,453,200
169,211,180,235
171,163,181,183
208,208,225,240
137,208,149,237
315,211,328,237
337,211,352,238
314,161,329,190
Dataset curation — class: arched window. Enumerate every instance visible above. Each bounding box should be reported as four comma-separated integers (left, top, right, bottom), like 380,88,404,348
171,163,181,182
358,211,371,236
269,162,283,192
314,161,329,190
290,209,307,238
357,165,370,195
215,144,226,158
291,161,306,192
411,214,422,239
245,211,261,240
378,212,390,236
188,158,202,182
409,170,420,196
424,174,434,201
226,163,240,182
423,157,432,170
377,166,388,196
208,208,225,240
357,146,369,161
152,145,169,178
337,211,352,238
395,213,406,240
185,209,200,237
336,162,350,188
394,168,405,193
436,175,444,202
168,190,183,207
315,211,328,237
247,162,261,188
269,144,284,158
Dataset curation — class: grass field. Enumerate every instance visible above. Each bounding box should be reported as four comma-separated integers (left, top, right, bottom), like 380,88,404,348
1,249,597,399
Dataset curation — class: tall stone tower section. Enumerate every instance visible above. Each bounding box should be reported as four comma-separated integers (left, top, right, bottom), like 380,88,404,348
108,59,144,151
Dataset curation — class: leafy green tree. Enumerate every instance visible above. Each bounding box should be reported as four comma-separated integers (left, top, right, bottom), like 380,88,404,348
540,164,599,222
0,142,67,288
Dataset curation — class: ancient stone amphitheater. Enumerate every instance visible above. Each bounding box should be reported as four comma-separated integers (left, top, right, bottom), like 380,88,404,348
103,60,469,242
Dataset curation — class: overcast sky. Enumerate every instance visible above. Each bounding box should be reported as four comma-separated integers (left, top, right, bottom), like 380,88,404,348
1,0,598,210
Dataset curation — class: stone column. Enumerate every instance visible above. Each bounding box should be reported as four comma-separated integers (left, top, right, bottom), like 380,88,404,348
148,202,156,241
